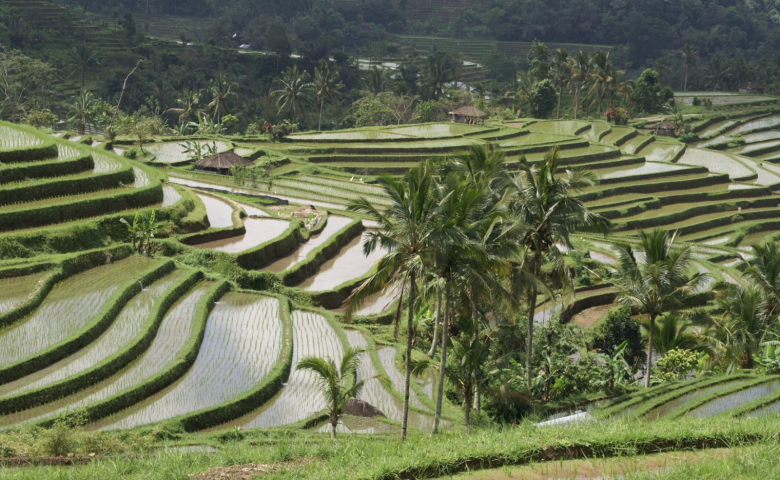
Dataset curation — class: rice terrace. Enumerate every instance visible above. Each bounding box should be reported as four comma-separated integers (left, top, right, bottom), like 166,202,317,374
3,0,780,479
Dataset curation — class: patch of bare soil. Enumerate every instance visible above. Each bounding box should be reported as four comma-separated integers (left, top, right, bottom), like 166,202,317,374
569,304,614,327
188,463,280,480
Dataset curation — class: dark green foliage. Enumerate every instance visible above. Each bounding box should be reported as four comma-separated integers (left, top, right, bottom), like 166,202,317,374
631,69,674,115
590,307,647,371
531,79,557,119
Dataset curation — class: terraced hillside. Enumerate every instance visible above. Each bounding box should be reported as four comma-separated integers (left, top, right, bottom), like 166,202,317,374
7,97,780,437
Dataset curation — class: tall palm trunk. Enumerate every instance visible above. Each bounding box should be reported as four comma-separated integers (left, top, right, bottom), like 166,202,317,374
683,63,689,92
645,314,656,388
573,85,581,120
401,271,416,441
525,252,542,390
432,280,451,434
596,82,603,116
463,384,472,434
318,97,324,131
556,85,563,119
330,413,338,439
428,289,442,357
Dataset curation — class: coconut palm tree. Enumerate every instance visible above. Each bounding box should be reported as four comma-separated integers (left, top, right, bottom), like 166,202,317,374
612,229,707,387
68,42,101,97
207,74,237,124
272,65,313,124
509,146,610,390
445,315,489,433
67,91,96,135
345,161,439,440
164,89,203,125
678,45,699,92
362,67,388,95
421,51,455,100
711,284,766,369
645,313,700,356
704,55,731,91
296,347,381,439
588,50,614,116
551,47,570,119
515,72,537,118
567,50,591,120
743,242,780,322
313,60,344,131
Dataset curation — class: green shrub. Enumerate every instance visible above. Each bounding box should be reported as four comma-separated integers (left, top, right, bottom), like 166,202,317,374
653,348,700,382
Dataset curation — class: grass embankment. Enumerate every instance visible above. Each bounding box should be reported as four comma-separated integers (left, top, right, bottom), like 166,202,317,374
3,416,780,479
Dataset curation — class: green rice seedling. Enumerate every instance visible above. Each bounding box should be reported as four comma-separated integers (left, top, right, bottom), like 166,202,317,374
95,292,282,430
162,186,183,208
0,126,46,150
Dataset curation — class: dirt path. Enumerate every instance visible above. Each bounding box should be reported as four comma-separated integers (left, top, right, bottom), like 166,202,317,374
432,448,737,479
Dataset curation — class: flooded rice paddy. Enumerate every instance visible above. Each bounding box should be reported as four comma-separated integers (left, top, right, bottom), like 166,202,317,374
0,270,50,314
688,380,780,418
345,330,434,431
378,347,430,412
678,149,755,179
197,193,234,229
239,311,343,429
296,233,387,291
95,292,281,430
0,257,155,368
1,270,186,396
643,380,747,420
192,218,290,253
263,216,354,273
0,282,216,428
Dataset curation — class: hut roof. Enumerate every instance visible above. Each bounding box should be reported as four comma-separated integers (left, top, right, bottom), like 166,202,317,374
739,82,765,89
194,151,253,170
450,106,488,118
655,121,676,129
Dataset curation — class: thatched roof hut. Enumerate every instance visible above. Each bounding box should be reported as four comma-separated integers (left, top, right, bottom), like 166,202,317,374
653,121,676,137
738,82,765,94
194,151,253,174
449,106,488,124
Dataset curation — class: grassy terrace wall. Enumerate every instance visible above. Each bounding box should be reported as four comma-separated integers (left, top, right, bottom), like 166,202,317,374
0,259,173,385
0,151,93,184
0,269,204,415
234,220,307,270
0,162,134,206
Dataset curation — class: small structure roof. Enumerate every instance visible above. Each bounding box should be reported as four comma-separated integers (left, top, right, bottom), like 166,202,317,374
449,106,488,118
194,151,253,170
739,82,765,89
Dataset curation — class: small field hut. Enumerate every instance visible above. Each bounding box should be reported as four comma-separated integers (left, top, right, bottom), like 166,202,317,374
653,121,676,137
194,151,253,174
738,82,765,94
449,106,488,124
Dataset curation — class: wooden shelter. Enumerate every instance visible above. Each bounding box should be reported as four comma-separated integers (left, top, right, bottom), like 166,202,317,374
449,106,488,124
653,121,676,137
738,82,765,94
193,151,253,174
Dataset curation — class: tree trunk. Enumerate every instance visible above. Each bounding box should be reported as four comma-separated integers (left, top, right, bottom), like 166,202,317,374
401,271,416,441
474,384,481,414
645,314,655,388
80,69,85,97
464,386,472,434
557,85,563,119
432,280,451,434
573,86,580,120
318,97,324,131
597,83,603,116
330,416,337,439
683,63,688,92
525,252,542,391
428,288,442,358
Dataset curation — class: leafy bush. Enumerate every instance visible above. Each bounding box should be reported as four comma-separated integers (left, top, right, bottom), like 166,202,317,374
590,307,646,370
604,106,631,125
653,348,699,382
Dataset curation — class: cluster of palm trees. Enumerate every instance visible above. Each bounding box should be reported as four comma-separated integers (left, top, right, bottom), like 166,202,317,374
271,61,345,130
517,49,631,119
339,144,608,436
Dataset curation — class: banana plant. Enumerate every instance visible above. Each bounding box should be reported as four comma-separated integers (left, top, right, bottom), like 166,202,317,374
120,210,157,255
